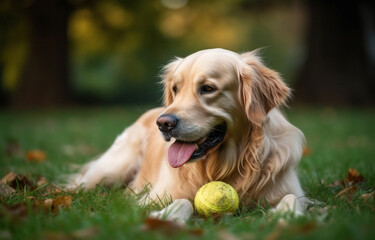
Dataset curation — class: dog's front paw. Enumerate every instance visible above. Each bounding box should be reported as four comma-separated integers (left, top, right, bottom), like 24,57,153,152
272,194,306,216
149,199,193,224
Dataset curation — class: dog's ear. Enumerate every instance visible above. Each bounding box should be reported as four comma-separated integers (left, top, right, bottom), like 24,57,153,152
161,57,183,106
240,51,290,126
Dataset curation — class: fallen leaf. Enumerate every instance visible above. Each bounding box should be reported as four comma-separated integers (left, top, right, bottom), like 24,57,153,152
52,195,73,213
360,192,375,211
42,184,64,196
44,199,54,209
345,168,365,185
0,184,16,198
33,195,73,214
0,172,36,191
0,171,17,184
336,185,358,201
360,192,374,200
37,176,48,187
26,149,46,163
328,168,366,189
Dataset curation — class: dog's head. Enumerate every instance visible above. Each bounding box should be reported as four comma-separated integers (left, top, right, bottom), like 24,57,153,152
157,48,290,168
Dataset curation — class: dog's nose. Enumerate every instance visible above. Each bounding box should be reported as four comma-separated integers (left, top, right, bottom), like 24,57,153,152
156,114,179,132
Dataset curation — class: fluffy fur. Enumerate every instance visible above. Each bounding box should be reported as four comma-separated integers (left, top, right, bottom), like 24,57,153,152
69,48,307,220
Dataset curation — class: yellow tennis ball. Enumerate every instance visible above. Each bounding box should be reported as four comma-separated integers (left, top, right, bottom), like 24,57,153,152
194,181,239,216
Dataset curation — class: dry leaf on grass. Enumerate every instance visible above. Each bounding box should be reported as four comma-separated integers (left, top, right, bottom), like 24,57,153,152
34,195,73,214
360,192,374,200
328,168,366,188
26,149,46,163
0,172,36,190
36,176,48,187
360,192,375,211
1,172,64,198
52,196,73,214
44,199,54,209
42,184,64,197
0,184,16,198
329,168,374,205
345,168,365,185
336,185,358,201
0,171,17,184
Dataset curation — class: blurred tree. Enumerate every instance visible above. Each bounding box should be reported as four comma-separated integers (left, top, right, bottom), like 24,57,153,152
11,0,71,107
294,0,375,105
0,0,309,107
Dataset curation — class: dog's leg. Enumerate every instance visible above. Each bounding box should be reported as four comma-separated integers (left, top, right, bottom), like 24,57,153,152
272,194,307,216
149,199,194,224
68,123,146,189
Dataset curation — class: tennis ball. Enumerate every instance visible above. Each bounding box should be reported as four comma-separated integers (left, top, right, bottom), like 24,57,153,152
194,181,239,216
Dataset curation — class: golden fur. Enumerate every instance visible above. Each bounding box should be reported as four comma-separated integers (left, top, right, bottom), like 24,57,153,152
70,48,306,214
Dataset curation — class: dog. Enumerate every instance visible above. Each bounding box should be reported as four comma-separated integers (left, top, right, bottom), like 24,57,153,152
69,48,307,222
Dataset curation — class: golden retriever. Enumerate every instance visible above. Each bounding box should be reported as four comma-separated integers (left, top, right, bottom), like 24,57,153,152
69,48,307,222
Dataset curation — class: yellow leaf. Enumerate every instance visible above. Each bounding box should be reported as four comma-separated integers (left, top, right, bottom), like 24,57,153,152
345,168,365,184
26,150,46,163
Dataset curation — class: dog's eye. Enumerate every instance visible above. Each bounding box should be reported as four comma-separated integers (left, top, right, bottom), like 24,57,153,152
172,86,178,94
200,85,216,94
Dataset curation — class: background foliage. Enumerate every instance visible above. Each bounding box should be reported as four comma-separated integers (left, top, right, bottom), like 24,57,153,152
0,0,307,105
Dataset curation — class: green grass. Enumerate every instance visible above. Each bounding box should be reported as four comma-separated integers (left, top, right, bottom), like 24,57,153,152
1,106,375,240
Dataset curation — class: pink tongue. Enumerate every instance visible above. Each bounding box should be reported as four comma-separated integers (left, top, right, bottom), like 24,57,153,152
168,141,196,168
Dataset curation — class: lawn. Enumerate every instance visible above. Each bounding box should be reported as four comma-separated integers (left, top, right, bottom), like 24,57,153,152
1,106,374,240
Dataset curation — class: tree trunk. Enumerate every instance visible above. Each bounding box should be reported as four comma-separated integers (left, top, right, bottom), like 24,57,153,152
294,0,375,106
12,0,71,108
